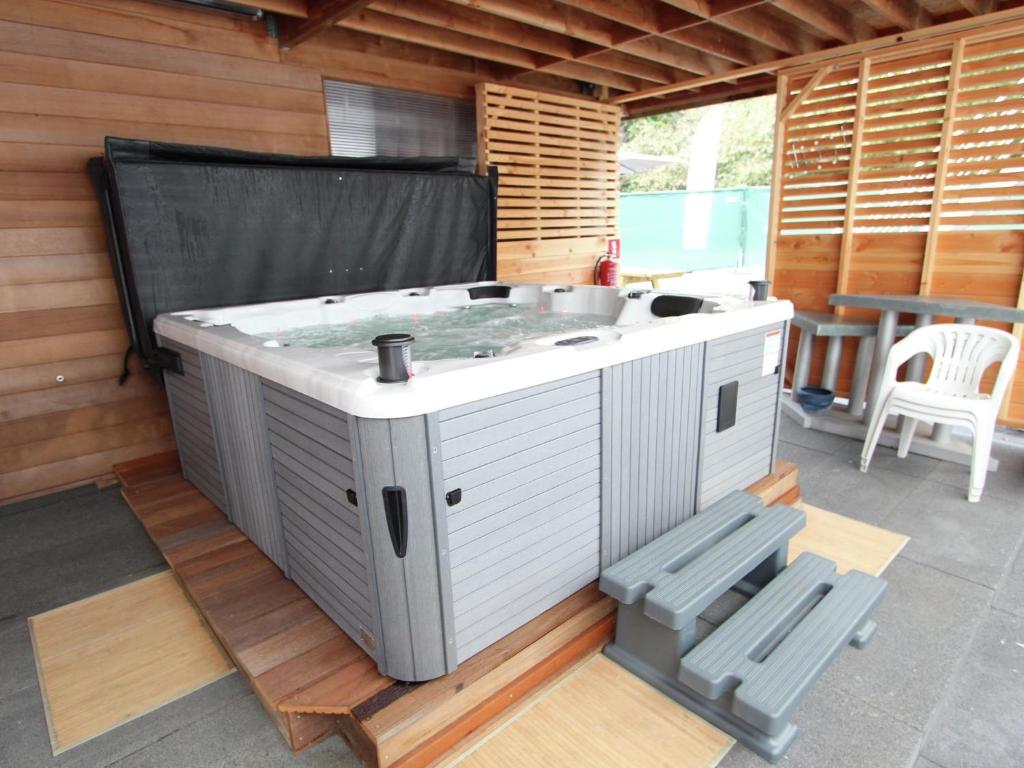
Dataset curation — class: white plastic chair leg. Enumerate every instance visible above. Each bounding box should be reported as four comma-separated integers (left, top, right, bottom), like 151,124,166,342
967,421,994,503
896,417,918,458
860,396,889,472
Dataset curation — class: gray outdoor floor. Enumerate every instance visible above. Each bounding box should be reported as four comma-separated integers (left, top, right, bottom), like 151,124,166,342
1,418,1022,768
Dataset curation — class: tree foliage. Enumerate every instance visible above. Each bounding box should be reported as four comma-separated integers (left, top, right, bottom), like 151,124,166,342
620,95,776,192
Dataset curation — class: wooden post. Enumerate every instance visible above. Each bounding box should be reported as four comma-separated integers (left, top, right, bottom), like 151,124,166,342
1002,271,1024,420
919,40,965,296
474,83,490,177
835,57,871,305
765,73,789,285
780,65,835,123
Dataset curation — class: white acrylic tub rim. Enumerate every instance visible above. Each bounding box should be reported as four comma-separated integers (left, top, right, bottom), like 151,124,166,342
154,282,793,419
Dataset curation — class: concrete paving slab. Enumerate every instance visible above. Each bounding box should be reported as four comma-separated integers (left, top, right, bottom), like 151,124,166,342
776,440,833,476
0,492,166,621
884,482,1024,588
0,682,55,768
0,488,149,562
0,484,104,519
0,622,38,702
918,610,1024,768
820,557,992,730
994,543,1024,619
109,691,359,768
778,419,854,454
716,677,923,768
797,456,925,526
0,674,263,768
838,439,944,480
926,439,1024,505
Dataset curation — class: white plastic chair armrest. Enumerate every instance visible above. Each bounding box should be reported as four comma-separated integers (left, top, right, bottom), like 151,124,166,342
881,335,927,387
990,335,1021,407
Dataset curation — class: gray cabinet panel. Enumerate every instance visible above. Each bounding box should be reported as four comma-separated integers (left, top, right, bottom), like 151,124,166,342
158,340,227,512
203,356,287,569
262,382,379,660
439,372,602,664
600,345,705,567
698,324,784,510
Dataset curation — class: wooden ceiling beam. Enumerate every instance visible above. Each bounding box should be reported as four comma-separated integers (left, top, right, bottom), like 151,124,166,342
772,0,877,44
555,0,774,68
616,36,720,75
368,0,579,60
281,26,517,98
369,0,679,89
612,3,1024,107
340,9,542,69
710,7,826,55
857,0,932,30
556,0,703,33
571,49,687,83
540,60,649,91
443,0,624,48
277,0,374,49
441,0,727,78
955,0,997,15
662,24,780,65
625,74,776,116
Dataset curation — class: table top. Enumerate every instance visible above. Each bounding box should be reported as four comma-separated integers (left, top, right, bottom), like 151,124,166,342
830,293,1024,323
792,310,916,337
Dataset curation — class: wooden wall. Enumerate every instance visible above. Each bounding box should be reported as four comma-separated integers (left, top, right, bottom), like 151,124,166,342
0,1,621,504
476,83,620,285
0,0,335,502
768,21,1024,427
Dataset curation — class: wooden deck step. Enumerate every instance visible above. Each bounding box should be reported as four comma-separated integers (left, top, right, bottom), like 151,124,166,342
111,451,627,765
114,452,390,753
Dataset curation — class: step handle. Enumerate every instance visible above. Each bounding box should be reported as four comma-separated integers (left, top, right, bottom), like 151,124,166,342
382,486,408,558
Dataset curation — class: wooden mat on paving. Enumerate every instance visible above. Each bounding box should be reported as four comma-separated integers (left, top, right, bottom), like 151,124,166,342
443,653,734,768
29,571,234,755
789,501,909,577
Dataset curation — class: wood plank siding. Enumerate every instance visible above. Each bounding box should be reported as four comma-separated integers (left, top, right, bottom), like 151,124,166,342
0,1,328,502
768,24,1024,428
0,0,623,503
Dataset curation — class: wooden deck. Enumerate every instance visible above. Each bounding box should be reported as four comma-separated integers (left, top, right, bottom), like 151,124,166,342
113,452,799,766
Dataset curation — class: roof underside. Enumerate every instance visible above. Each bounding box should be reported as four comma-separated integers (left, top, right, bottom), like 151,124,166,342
253,0,1019,116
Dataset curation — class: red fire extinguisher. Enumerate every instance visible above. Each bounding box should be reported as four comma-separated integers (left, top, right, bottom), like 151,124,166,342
595,237,621,287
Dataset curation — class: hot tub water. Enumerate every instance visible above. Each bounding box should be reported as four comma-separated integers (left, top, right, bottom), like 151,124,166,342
262,303,614,360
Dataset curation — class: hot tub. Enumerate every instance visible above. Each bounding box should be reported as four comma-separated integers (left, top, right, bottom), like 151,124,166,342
154,282,792,681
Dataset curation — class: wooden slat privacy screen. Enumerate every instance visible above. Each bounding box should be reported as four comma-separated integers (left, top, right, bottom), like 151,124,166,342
769,25,1024,427
476,83,620,285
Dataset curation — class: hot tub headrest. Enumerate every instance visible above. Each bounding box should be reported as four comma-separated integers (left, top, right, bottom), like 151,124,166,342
650,295,705,318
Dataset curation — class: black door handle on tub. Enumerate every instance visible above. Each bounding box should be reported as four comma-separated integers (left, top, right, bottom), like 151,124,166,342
382,486,408,558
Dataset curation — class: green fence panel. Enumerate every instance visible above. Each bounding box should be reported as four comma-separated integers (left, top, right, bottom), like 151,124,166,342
619,187,769,272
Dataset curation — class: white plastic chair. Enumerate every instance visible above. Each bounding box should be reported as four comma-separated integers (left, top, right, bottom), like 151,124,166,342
860,323,1020,502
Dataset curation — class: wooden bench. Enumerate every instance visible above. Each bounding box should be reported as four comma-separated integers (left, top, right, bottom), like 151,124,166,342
791,310,915,418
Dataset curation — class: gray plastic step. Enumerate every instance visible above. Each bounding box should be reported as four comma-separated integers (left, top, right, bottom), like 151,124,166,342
680,552,887,737
600,490,774,606
600,495,887,763
598,490,803,703
643,505,806,631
